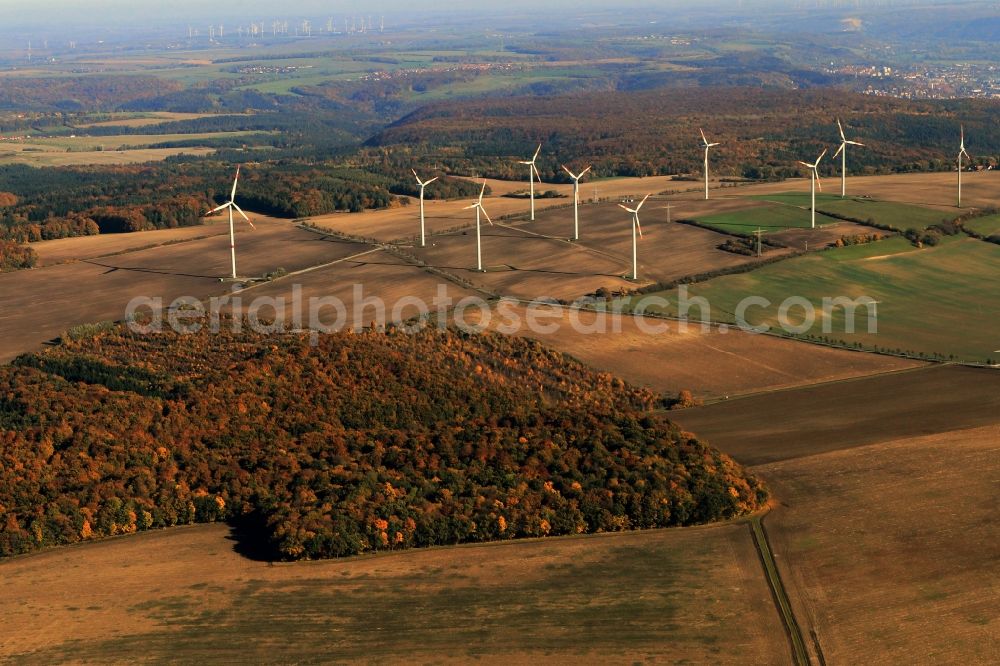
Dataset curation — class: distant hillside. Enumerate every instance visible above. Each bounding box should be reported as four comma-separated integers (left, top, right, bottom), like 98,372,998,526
0,323,766,561
365,87,1000,181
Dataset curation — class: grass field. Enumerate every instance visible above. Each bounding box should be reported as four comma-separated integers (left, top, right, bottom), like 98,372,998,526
965,213,1000,238
635,234,1000,362
0,521,789,663
752,192,955,230
693,202,842,234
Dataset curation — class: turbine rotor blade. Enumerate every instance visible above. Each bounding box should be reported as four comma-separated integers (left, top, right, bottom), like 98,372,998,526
210,202,230,214
580,165,592,177
426,176,439,185
635,194,650,211
700,127,708,145
561,164,574,178
232,202,253,228
231,165,241,201
837,118,846,141
532,143,541,162
834,143,844,158
635,214,643,237
481,207,493,225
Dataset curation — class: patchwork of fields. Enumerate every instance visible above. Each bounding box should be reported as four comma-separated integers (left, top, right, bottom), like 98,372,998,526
3,170,1000,663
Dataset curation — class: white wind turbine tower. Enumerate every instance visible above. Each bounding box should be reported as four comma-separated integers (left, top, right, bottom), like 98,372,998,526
700,128,720,200
834,118,864,198
798,149,827,229
957,125,970,208
561,164,591,241
618,195,650,280
412,169,439,248
463,181,493,272
518,143,542,221
209,166,255,280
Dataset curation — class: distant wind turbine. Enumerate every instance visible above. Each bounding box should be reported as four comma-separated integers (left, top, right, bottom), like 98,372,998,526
700,128,720,200
618,194,650,280
463,180,493,272
412,169,438,247
561,164,591,241
209,166,255,280
957,125,970,208
833,119,864,198
518,143,542,221
798,149,827,229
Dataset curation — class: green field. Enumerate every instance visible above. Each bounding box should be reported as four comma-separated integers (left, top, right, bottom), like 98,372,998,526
693,202,841,234
965,214,1000,238
753,193,953,230
633,235,1000,362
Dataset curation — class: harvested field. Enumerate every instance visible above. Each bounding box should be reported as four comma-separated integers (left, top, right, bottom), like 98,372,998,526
231,248,480,327
739,171,1000,211
0,146,215,167
670,364,1000,465
307,175,696,243
0,219,368,362
0,521,789,664
74,112,234,128
468,304,924,400
760,425,1000,664
30,223,227,266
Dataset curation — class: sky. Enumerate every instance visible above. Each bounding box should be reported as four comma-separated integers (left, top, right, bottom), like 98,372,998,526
0,0,983,35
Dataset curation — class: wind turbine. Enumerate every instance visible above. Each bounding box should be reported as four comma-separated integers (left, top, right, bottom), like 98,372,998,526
618,195,650,280
834,119,864,198
518,143,542,221
209,166,255,280
561,164,591,241
798,149,827,229
463,181,493,272
411,169,438,247
700,129,720,200
957,125,970,208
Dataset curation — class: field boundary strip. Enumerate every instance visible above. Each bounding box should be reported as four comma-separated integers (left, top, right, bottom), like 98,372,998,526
750,515,812,665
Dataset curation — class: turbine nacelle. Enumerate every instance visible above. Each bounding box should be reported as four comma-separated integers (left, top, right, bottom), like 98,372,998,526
412,168,439,189
209,165,255,229
699,128,720,148
618,194,650,237
463,180,493,224
518,143,543,183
